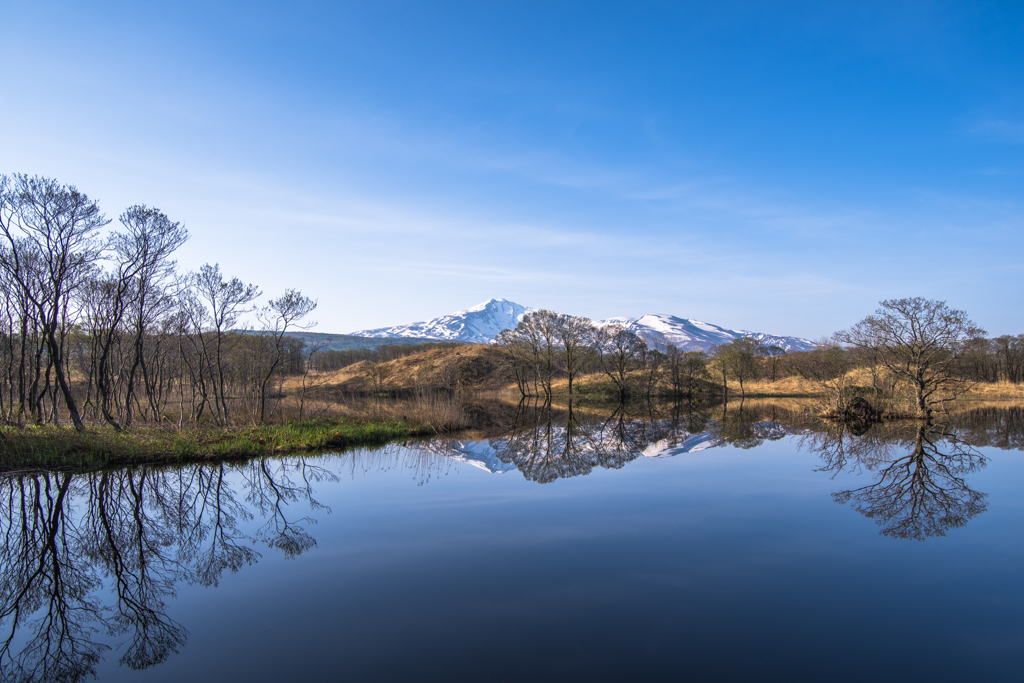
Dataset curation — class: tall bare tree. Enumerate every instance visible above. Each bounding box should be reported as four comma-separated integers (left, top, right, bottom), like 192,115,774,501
838,298,985,418
255,289,316,422
555,313,595,397
193,263,261,425
0,175,108,431
595,325,646,400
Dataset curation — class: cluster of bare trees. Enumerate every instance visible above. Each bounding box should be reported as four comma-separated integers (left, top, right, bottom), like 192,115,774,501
494,298,1017,417
955,334,1024,384
495,310,716,402
0,173,316,431
780,298,1005,417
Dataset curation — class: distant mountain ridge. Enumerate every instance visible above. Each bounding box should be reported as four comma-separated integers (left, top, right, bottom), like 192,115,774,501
232,330,443,352
598,314,816,352
348,298,815,352
350,298,532,344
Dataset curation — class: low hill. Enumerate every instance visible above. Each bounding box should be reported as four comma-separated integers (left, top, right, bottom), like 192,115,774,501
312,344,511,393
233,330,447,352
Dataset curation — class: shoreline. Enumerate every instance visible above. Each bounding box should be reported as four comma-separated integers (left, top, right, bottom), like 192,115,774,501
0,418,442,474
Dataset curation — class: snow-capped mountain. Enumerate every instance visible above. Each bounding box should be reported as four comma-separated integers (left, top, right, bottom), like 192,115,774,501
348,299,815,351
598,314,816,352
349,298,533,344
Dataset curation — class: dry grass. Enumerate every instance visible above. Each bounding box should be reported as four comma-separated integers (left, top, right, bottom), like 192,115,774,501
961,381,1024,400
306,344,508,393
287,343,1024,407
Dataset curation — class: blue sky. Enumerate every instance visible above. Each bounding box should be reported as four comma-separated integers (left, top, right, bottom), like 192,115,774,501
2,1,1022,338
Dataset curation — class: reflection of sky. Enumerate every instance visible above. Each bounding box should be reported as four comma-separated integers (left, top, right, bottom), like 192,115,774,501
57,433,1024,682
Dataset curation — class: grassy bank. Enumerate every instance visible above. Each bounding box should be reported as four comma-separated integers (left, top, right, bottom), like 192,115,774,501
0,418,441,472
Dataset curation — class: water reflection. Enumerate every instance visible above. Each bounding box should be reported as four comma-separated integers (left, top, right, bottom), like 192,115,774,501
0,403,1021,680
0,459,332,682
430,400,798,481
414,401,1013,542
806,422,988,540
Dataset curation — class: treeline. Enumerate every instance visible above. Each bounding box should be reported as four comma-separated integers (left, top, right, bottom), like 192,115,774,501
0,173,318,431
495,312,795,402
954,335,1024,383
785,335,1024,389
494,304,1023,406
496,310,718,401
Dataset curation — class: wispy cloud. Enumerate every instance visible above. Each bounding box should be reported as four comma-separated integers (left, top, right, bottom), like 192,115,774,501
970,119,1024,143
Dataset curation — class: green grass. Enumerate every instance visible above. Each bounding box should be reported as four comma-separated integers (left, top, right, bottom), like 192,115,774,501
0,418,435,472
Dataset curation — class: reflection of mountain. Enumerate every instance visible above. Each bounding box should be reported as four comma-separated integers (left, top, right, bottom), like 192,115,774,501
642,433,718,458
418,403,996,542
488,412,652,484
408,439,517,474
0,404,1013,680
412,403,799,483
641,420,790,458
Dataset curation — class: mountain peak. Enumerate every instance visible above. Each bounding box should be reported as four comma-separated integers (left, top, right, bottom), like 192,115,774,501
350,298,533,343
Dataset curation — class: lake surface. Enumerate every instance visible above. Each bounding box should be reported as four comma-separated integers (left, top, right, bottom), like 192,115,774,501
3,401,1024,682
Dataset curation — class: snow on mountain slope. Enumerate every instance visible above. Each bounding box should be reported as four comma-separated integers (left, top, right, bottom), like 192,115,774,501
349,299,815,351
349,298,533,344
596,314,816,352
641,433,719,458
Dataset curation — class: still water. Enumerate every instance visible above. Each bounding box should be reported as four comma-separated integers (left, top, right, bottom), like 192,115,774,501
3,401,1024,682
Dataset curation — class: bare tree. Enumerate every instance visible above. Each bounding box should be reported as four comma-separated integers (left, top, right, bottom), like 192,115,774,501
364,362,392,393
495,328,533,397
519,311,560,401
0,175,108,431
712,337,762,398
789,337,853,415
665,347,710,399
193,263,261,425
555,313,595,397
114,206,188,426
595,325,646,400
758,345,786,383
838,297,985,418
255,289,316,422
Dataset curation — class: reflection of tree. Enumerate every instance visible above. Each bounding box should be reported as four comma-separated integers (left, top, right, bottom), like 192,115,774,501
952,406,1024,452
707,402,787,449
0,473,106,683
479,400,805,483
490,401,614,483
245,459,336,559
488,401,678,483
810,423,988,540
0,457,330,680
84,468,188,670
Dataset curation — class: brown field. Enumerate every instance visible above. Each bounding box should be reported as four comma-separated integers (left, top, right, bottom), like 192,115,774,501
281,344,1024,406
